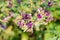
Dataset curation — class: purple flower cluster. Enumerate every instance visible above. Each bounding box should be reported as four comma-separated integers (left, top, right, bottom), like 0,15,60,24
0,23,6,29
0,0,53,33
0,7,53,32
16,7,53,32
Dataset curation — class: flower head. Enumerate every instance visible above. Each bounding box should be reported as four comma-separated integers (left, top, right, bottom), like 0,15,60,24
22,13,29,20
26,21,33,28
8,2,13,8
1,23,6,29
37,13,42,18
21,11,29,19
9,12,13,17
24,14,29,19
48,2,52,7
17,20,24,27
45,11,50,16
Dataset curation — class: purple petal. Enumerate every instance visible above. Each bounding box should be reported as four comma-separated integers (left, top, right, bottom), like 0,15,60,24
1,25,6,29
48,2,52,7
37,14,42,18
9,12,13,16
18,21,24,27
45,11,50,16
24,14,29,19
26,21,33,28
21,13,29,20
21,11,25,17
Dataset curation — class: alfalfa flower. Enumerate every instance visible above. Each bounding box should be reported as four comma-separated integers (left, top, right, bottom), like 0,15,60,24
37,13,42,18
26,21,33,28
17,20,24,27
21,11,30,20
45,11,50,16
1,24,6,29
48,2,52,7
24,14,29,19
0,23,6,29
9,12,13,17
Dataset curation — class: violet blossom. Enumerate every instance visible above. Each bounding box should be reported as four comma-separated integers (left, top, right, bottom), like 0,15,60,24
1,23,6,29
9,12,13,17
21,13,29,20
45,11,50,16
37,13,42,18
17,21,24,27
48,2,52,7
26,21,33,28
